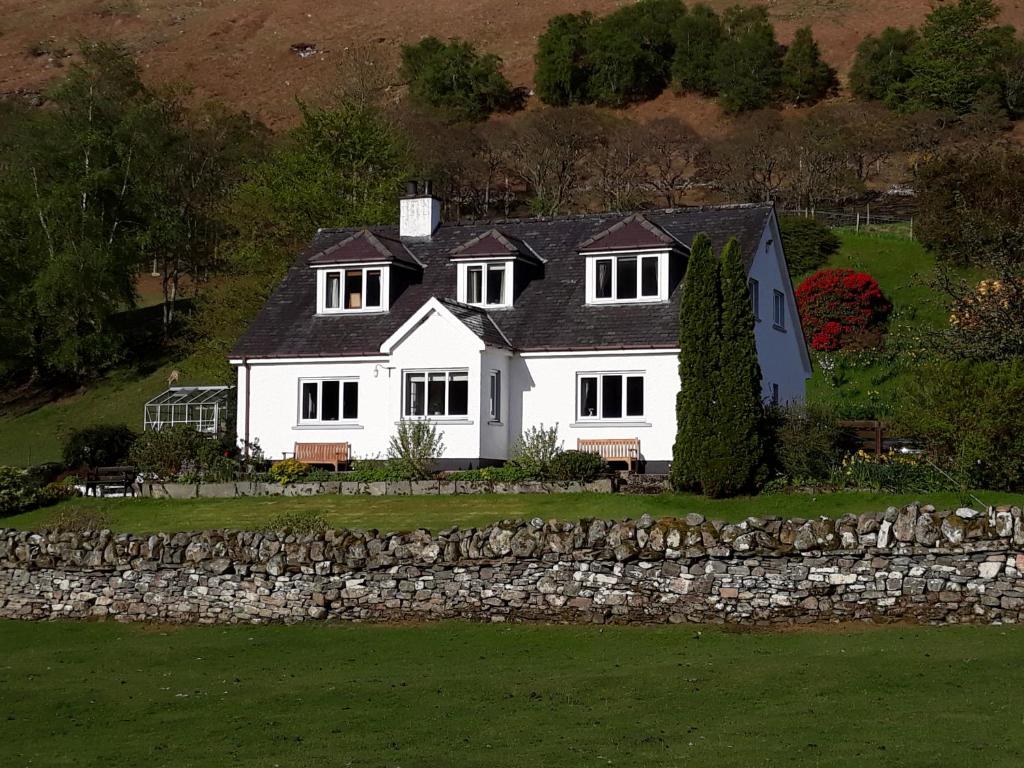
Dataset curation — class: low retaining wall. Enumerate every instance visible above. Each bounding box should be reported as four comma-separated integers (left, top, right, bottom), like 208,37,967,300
132,478,615,498
2,503,1023,626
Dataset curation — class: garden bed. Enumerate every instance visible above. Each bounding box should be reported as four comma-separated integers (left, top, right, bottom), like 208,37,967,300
135,477,616,498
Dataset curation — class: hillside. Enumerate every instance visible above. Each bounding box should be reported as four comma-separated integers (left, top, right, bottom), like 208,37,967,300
4,0,1024,129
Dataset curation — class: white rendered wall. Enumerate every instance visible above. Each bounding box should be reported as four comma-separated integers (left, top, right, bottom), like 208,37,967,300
513,351,680,464
747,214,812,403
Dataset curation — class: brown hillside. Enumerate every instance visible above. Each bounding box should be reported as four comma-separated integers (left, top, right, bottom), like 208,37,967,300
2,0,1024,129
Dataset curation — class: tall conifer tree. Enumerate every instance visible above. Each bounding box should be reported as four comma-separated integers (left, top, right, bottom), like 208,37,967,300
671,234,721,491
702,238,764,496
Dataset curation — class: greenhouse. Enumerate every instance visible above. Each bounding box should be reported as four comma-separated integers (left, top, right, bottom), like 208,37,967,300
143,386,233,435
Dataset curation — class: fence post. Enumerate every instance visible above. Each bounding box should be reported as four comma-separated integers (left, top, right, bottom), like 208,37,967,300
856,212,860,232
909,216,914,240
866,203,871,227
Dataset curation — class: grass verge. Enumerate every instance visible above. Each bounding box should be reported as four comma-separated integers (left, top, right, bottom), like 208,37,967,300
6,490,1023,534
1,620,1023,767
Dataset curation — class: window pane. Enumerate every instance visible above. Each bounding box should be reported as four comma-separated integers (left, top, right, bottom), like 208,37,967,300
301,382,318,420
616,257,637,299
602,375,623,418
467,267,483,304
641,256,659,297
405,373,425,416
774,291,785,327
595,260,613,299
748,279,759,318
448,372,468,416
366,270,382,308
626,376,644,417
342,381,359,419
321,380,340,421
344,270,363,309
326,273,341,309
427,372,447,415
490,371,501,420
580,376,598,418
486,264,505,304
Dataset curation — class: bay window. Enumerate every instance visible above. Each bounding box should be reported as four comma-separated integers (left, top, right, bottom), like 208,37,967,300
300,379,359,423
590,254,663,303
404,370,469,418
578,373,645,420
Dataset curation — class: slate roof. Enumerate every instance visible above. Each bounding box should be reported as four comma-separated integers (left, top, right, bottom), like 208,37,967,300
306,229,421,268
577,213,678,253
449,228,540,263
232,204,774,359
439,299,512,349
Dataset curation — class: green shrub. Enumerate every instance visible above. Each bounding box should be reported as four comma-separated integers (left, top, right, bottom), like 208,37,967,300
345,459,407,483
768,403,856,485
62,424,137,469
779,216,841,279
448,465,536,483
267,510,329,535
509,424,562,478
547,450,606,482
534,12,594,106
892,360,1024,490
849,27,919,102
400,37,516,121
0,466,39,517
780,27,837,105
387,420,445,480
268,458,309,486
128,425,230,481
672,4,723,95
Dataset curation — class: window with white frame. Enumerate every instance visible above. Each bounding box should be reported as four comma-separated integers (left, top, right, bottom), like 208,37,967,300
773,289,786,329
589,253,663,303
577,373,645,420
488,370,502,422
404,370,469,417
748,278,760,320
460,261,511,307
299,379,359,423
321,266,386,313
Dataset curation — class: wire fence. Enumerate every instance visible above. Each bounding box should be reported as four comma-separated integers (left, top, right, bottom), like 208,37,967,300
781,207,916,239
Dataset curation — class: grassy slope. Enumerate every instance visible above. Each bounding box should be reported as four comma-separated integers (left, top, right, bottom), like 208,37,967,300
2,619,1024,767
0,354,225,468
804,230,969,416
7,491,1024,534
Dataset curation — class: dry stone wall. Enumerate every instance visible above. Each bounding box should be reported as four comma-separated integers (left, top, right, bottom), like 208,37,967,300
2,503,1024,626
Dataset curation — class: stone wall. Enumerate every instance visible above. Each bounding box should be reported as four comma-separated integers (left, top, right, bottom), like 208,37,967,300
2,503,1023,626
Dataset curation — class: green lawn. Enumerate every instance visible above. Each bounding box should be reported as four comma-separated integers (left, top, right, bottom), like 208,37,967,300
7,490,1023,534
1,619,1023,767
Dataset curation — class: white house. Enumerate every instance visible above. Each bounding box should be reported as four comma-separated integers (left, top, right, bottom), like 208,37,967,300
230,184,811,472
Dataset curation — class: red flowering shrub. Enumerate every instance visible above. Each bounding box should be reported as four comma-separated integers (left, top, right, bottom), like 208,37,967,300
796,268,892,352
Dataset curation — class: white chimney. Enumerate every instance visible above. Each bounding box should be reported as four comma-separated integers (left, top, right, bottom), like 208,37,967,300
399,180,441,239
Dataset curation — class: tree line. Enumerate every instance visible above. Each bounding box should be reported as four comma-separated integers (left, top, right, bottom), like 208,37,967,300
399,0,1024,122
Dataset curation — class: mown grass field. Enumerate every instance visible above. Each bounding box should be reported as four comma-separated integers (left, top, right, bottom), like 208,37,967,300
6,490,1023,534
1,619,1023,767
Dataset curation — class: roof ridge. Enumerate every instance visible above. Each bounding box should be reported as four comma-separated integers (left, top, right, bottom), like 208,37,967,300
313,202,774,236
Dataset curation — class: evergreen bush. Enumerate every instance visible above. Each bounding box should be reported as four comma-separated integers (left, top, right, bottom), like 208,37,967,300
62,423,137,469
547,450,607,482
779,216,841,278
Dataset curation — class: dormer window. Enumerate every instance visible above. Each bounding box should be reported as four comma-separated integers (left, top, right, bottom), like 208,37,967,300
459,261,512,307
578,214,678,306
317,266,389,314
593,254,661,301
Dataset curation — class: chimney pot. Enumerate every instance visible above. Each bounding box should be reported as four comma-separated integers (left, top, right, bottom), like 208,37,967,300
405,180,418,197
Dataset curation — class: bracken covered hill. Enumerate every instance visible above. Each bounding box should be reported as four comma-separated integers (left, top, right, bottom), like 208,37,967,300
3,0,1024,130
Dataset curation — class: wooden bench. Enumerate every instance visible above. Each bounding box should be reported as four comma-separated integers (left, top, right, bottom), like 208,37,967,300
284,442,351,471
85,466,137,497
577,438,640,472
